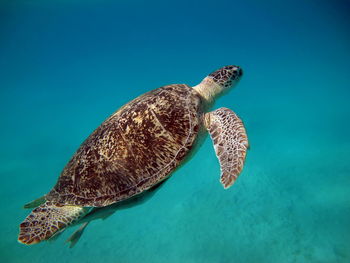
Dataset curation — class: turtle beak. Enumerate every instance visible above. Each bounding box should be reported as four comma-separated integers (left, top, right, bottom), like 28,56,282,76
237,67,243,77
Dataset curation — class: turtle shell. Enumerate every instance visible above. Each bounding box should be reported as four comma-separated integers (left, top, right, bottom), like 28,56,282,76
46,84,203,207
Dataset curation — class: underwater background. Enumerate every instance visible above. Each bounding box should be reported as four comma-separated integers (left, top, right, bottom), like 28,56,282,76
1,0,350,262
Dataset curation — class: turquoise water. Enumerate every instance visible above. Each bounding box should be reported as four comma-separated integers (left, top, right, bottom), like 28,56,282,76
1,0,350,262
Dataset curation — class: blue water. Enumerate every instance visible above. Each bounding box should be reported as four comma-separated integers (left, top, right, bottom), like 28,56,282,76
1,0,350,262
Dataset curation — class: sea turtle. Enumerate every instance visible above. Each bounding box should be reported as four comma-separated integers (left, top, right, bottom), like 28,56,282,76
18,65,249,245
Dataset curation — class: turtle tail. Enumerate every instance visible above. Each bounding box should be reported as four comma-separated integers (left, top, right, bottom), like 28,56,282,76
18,201,88,245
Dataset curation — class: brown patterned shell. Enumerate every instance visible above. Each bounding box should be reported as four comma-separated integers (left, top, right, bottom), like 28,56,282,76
46,84,203,207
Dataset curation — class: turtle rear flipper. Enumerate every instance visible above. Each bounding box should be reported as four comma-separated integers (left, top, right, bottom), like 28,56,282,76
18,201,88,245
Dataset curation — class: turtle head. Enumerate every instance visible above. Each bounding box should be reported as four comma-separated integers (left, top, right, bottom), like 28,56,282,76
193,65,243,102
208,65,243,90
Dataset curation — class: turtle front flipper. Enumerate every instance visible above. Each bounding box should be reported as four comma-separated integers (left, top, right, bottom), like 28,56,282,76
18,201,88,245
205,107,249,188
